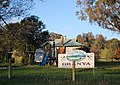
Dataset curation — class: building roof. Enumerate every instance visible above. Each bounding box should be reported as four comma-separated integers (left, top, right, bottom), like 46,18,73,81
46,38,84,47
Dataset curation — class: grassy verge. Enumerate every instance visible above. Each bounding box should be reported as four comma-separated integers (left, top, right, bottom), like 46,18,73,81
0,62,120,85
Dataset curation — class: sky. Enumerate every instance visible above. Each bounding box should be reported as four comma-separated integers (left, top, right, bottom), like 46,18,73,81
14,0,120,40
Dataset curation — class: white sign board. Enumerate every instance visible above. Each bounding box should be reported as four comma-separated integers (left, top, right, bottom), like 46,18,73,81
58,53,94,68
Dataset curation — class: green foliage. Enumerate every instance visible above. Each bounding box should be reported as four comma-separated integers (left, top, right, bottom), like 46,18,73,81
22,52,29,65
76,0,120,32
20,15,49,49
0,15,49,64
95,34,106,49
100,48,109,59
0,51,8,63
76,32,120,61
105,38,120,60
0,15,49,51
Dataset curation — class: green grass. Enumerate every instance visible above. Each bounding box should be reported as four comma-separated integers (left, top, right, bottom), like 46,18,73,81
0,62,120,85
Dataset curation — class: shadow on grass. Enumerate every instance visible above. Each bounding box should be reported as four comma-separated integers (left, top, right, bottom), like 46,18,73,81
106,71,120,75
96,61,120,67
0,74,74,85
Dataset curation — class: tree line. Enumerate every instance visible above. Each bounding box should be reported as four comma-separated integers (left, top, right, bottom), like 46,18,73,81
0,15,49,65
76,32,120,61
49,32,120,61
0,0,120,64
0,17,120,64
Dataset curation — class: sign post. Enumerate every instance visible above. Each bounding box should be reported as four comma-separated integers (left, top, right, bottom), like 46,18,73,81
72,61,75,81
66,50,86,81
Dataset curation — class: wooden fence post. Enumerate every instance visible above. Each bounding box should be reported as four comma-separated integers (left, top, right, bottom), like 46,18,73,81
72,61,75,81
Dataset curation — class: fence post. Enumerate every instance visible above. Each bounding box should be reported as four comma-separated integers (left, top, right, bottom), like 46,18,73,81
8,52,12,79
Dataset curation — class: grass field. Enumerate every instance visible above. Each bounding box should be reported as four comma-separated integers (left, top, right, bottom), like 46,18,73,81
0,62,120,85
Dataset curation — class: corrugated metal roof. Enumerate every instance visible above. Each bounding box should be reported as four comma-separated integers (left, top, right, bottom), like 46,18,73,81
43,38,84,47
64,39,83,47
55,38,84,47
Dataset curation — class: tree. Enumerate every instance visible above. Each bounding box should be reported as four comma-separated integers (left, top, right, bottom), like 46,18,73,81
0,15,49,64
20,15,49,65
100,48,109,59
1,15,49,50
90,43,101,60
76,0,120,32
105,38,120,61
82,32,94,48
114,48,120,61
0,0,43,20
95,34,106,49
76,34,85,44
0,23,18,51
49,32,62,41
76,32,95,52
89,34,106,60
20,15,48,49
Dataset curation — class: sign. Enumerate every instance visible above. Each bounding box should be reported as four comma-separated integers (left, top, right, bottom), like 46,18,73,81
66,50,86,61
58,50,94,68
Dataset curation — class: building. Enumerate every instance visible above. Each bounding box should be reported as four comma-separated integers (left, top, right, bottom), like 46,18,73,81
43,36,94,67
43,36,85,58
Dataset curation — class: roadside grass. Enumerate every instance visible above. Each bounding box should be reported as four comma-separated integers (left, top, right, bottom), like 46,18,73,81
0,62,120,85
